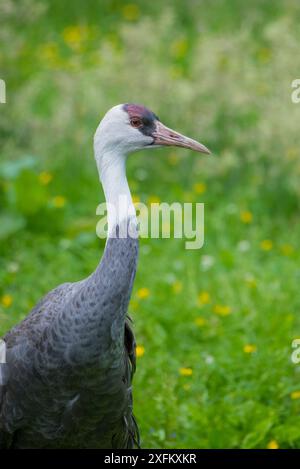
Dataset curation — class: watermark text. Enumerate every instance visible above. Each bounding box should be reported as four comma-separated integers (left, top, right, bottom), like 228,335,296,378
0,79,6,104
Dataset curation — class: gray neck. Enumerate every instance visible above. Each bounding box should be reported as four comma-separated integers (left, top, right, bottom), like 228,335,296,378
50,150,139,367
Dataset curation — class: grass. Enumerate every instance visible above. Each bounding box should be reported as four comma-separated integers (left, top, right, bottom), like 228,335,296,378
1,0,300,448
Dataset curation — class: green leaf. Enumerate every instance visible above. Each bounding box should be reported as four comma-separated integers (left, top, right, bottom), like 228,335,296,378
242,417,274,448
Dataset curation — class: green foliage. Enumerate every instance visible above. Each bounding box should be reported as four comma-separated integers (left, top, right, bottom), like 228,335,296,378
1,0,300,449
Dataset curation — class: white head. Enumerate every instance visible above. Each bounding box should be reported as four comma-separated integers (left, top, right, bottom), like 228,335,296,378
94,103,210,174
93,104,210,233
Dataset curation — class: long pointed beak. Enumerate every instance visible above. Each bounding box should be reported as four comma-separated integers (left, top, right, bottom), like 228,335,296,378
152,121,211,154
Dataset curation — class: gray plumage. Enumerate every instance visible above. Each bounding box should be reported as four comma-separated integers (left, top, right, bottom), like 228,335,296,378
0,102,209,449
0,227,139,448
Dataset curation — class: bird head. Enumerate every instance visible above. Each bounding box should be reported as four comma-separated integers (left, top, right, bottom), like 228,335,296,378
94,104,210,167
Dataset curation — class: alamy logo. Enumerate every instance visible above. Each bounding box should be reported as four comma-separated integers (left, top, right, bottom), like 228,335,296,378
291,79,300,104
0,339,6,363
96,198,205,250
0,339,7,386
0,79,6,104
291,339,300,364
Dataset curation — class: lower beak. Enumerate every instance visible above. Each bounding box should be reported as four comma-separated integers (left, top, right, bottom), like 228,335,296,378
152,121,211,154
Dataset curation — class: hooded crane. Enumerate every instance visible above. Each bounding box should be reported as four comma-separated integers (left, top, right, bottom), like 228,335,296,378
0,104,210,448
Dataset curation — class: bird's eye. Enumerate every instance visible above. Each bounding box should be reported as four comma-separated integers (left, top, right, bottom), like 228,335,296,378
130,118,143,128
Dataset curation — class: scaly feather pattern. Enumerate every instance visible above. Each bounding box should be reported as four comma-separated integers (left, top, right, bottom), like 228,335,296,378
0,226,139,448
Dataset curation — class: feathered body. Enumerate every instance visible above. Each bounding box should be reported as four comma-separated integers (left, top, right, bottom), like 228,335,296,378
0,103,209,448
0,230,139,448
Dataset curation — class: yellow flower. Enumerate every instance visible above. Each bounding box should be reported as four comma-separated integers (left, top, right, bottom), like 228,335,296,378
136,287,150,300
132,195,140,204
122,4,140,21
62,25,86,49
240,210,253,224
194,316,206,327
213,304,231,316
243,344,257,354
198,291,211,305
39,171,53,185
52,195,66,208
148,195,161,205
267,440,279,449
280,244,294,256
172,281,183,294
136,345,145,358
193,183,207,195
1,294,13,308
260,239,273,251
170,38,188,59
290,390,300,400
179,367,193,376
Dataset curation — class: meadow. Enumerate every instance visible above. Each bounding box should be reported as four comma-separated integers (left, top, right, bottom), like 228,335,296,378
1,0,300,448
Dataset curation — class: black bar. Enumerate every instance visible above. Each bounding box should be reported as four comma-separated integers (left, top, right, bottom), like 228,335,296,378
0,449,296,467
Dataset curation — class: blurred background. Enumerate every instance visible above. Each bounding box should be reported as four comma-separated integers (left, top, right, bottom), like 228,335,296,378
1,0,300,448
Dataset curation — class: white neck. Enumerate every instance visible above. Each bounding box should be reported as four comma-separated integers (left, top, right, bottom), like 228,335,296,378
97,150,136,236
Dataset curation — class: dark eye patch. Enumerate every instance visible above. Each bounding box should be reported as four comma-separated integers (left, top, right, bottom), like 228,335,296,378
140,118,156,136
124,103,159,137
142,117,153,126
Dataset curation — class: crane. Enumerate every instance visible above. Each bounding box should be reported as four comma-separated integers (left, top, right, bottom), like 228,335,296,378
0,103,210,448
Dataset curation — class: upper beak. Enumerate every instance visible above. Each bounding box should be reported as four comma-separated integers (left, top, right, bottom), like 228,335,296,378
152,121,211,155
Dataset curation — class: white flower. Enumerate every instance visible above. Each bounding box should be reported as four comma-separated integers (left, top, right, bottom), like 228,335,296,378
200,255,215,271
237,240,250,252
7,262,19,273
204,354,215,365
